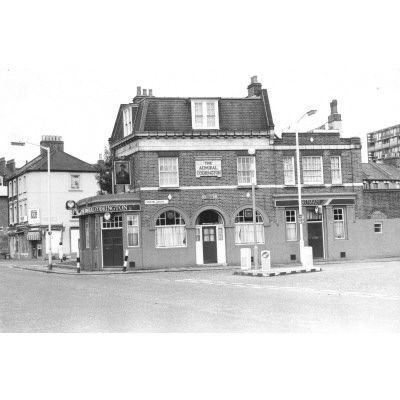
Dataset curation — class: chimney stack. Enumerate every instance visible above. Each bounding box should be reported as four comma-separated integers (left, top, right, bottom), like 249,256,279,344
39,135,64,156
6,159,16,174
328,99,342,132
247,76,262,98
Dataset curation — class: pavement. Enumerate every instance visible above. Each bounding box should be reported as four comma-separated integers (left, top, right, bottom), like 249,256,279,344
2,256,400,275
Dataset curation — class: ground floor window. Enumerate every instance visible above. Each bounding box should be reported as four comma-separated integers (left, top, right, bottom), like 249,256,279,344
127,215,139,247
156,211,186,248
333,208,345,239
285,209,297,241
235,208,264,244
85,218,90,248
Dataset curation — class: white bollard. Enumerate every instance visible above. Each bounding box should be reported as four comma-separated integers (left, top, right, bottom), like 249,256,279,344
122,250,129,272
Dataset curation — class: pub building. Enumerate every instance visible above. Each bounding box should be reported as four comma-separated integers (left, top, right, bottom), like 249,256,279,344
76,77,395,271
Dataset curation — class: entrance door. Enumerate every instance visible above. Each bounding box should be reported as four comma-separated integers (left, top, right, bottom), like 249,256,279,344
102,229,123,267
202,226,217,264
307,223,324,258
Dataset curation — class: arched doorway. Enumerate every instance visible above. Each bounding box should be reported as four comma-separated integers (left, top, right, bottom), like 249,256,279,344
195,209,226,265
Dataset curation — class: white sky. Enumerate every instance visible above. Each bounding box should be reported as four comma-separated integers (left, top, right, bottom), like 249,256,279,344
1,0,400,166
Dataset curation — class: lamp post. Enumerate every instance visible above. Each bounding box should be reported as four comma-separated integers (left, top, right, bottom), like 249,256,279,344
11,141,53,270
248,148,258,269
294,110,317,265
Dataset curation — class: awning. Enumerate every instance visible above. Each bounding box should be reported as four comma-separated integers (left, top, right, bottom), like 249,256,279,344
27,231,41,241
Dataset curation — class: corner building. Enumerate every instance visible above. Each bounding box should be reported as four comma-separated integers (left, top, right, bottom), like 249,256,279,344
77,78,367,270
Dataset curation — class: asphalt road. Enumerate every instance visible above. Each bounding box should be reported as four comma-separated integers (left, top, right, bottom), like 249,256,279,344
1,259,400,332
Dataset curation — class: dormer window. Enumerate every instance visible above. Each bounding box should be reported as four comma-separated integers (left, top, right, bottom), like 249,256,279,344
123,106,133,137
191,100,219,129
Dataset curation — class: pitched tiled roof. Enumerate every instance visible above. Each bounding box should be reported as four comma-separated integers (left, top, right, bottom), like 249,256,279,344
362,162,400,180
8,151,97,180
110,88,275,143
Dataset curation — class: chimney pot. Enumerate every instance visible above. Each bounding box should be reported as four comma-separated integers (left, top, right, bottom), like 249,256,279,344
143,89,147,96
137,86,141,96
251,76,258,84
149,89,153,96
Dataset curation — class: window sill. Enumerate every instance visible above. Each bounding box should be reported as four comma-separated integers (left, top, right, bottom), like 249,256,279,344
69,189,83,192
237,184,258,189
159,187,180,191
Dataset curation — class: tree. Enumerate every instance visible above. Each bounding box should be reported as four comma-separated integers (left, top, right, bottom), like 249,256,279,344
96,145,112,194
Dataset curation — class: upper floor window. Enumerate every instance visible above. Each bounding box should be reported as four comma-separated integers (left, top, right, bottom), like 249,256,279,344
13,179,17,196
237,156,256,186
18,177,22,194
374,222,382,233
8,181,12,197
70,174,81,190
191,100,219,129
159,157,179,187
283,156,295,185
302,156,323,184
123,106,133,137
330,156,342,184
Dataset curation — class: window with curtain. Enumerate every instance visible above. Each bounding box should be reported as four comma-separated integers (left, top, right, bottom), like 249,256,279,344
127,215,139,247
159,157,179,187
235,208,264,244
283,156,295,185
333,208,345,239
285,210,297,241
330,156,342,184
156,211,186,248
302,156,323,184
191,100,219,129
237,156,256,185
123,107,133,137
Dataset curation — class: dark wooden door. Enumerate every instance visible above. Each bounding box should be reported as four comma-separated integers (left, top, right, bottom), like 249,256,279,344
102,229,123,267
202,226,217,264
307,223,324,258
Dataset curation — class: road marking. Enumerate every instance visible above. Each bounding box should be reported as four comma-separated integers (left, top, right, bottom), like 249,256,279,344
175,278,400,301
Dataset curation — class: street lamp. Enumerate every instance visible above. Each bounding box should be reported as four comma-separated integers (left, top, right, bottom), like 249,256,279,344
11,141,53,270
248,147,258,269
294,110,317,266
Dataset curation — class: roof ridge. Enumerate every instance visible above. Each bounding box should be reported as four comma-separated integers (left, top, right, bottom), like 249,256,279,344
371,162,393,178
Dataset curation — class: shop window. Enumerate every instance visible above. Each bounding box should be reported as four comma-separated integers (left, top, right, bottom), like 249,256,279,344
374,222,382,233
127,215,139,247
234,208,264,244
237,156,256,186
159,157,179,187
333,208,346,239
285,210,297,241
155,211,186,248
330,156,342,184
302,156,323,184
283,156,295,185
